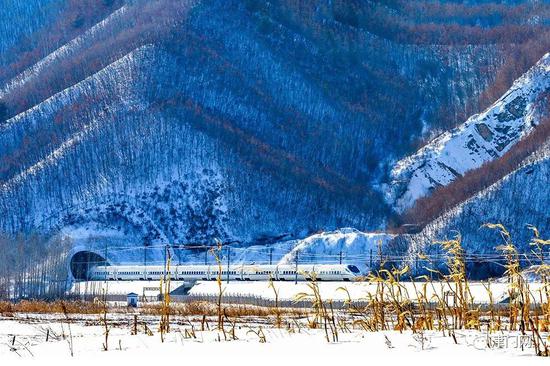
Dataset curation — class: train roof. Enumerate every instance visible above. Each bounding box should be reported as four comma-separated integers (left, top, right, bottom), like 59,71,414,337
91,263,355,270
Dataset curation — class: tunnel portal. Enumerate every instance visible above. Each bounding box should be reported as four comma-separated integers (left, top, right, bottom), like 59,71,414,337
70,251,109,280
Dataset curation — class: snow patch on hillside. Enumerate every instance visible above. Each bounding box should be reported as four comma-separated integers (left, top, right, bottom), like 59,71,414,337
279,228,395,272
389,53,550,212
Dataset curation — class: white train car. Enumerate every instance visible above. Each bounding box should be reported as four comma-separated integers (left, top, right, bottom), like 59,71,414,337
87,264,361,282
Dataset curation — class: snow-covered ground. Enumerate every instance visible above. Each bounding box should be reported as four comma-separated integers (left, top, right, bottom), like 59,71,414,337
189,280,546,304
1,313,547,365
70,279,547,305
69,280,189,298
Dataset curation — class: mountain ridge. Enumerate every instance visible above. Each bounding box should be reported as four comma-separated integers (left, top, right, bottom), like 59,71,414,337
0,1,547,272
388,52,550,212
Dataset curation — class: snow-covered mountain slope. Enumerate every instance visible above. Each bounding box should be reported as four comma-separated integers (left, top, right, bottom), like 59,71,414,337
278,228,394,273
400,140,550,278
389,53,550,212
0,5,129,99
0,1,64,66
1,0,549,269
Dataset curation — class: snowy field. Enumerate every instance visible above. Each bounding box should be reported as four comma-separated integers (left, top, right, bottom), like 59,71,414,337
5,279,549,364
189,280,547,304
73,279,547,304
1,312,548,365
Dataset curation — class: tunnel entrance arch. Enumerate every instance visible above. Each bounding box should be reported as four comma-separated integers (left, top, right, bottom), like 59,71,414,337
70,251,109,280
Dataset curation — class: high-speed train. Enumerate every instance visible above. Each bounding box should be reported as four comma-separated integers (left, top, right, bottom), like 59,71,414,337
87,264,361,282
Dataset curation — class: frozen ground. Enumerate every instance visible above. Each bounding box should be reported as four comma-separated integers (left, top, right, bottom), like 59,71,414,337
0,313,548,365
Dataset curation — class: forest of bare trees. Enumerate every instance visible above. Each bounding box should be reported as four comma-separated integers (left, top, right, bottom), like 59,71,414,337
0,0,125,85
0,234,72,301
0,0,193,123
0,0,548,255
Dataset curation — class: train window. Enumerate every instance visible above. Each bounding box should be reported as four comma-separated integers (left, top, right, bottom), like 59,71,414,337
347,265,360,274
